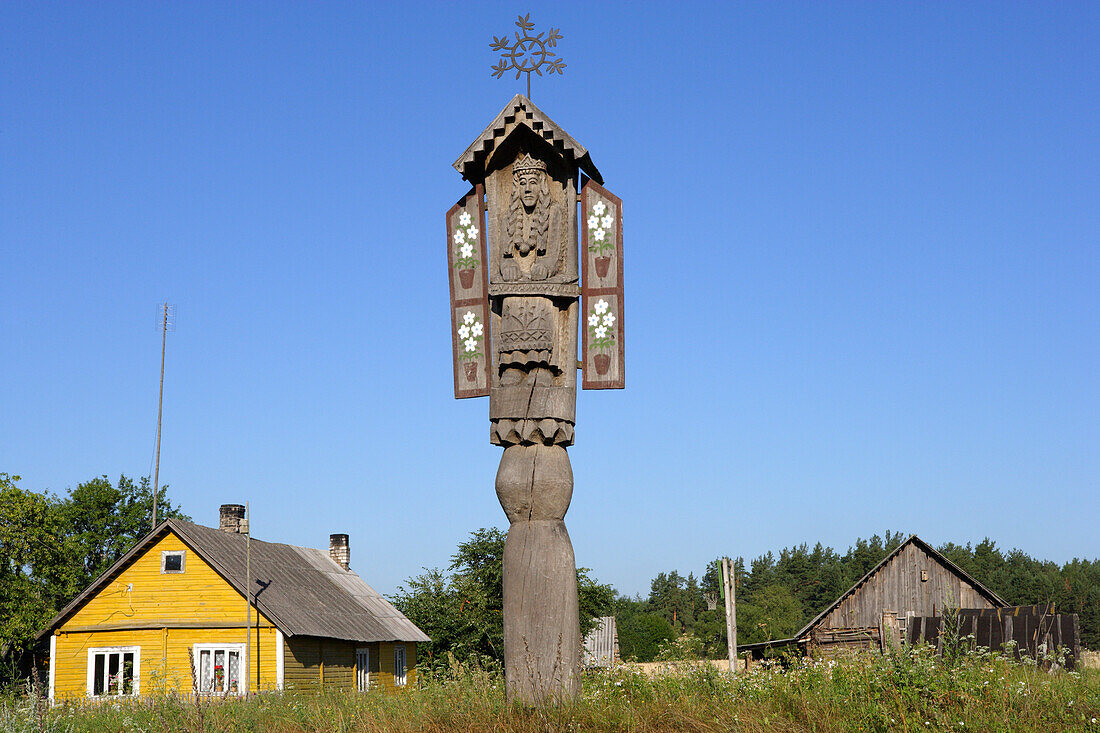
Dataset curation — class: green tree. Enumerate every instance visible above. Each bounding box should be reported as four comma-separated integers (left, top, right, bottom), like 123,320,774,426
737,584,803,645
617,612,675,662
391,528,614,669
58,475,188,589
0,473,188,685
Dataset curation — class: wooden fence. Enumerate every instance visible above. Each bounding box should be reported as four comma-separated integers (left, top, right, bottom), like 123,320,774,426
905,605,1081,669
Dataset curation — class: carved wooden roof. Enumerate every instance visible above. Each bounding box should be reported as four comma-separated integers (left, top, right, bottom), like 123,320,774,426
454,94,603,184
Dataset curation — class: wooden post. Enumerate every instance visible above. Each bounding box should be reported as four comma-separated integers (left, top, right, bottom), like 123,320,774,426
722,557,737,673
244,502,250,694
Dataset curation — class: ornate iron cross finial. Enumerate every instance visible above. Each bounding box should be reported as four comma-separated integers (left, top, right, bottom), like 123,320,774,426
490,14,565,99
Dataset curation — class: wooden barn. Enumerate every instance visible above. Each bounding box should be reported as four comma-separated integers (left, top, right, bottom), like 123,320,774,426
38,505,429,701
745,535,1007,657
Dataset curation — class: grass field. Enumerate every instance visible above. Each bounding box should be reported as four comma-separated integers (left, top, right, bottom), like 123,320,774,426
4,646,1099,732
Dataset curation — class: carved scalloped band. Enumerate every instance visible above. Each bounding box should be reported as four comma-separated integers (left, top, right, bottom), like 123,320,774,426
490,418,575,447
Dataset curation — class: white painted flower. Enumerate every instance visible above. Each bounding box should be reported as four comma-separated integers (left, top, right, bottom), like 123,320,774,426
602,313,615,327
594,299,609,315
464,338,478,352
588,313,600,327
587,215,599,229
471,321,483,336
593,201,606,216
466,226,478,240
601,215,613,229
463,311,476,325
458,325,470,339
460,243,474,259
594,326,607,339
594,228,606,241
453,232,465,245
458,211,472,227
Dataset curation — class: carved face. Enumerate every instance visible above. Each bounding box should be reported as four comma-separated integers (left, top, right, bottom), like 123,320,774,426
517,170,542,209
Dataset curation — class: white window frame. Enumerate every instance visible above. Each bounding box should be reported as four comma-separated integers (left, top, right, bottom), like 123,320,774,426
192,643,245,694
161,550,186,574
356,647,371,692
393,645,406,687
86,646,140,697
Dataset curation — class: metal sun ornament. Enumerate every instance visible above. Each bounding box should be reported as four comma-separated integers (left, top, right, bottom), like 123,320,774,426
491,14,565,99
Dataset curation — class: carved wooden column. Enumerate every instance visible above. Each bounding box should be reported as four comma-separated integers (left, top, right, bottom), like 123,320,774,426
448,95,624,705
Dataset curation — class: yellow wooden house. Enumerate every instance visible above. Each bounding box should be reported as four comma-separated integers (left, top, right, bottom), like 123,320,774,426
37,505,429,700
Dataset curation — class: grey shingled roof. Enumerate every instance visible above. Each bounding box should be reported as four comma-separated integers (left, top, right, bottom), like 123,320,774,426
453,94,603,184
38,518,428,644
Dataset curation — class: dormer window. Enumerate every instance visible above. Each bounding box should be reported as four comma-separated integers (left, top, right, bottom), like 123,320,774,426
161,550,185,574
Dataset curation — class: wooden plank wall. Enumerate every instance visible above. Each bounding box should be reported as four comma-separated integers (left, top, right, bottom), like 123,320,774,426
283,638,417,691
821,543,996,630
907,609,1080,669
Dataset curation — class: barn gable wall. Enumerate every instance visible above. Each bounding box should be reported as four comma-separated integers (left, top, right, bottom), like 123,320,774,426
820,543,996,630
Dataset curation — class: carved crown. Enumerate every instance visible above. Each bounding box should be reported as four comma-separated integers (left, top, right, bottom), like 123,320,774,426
513,153,547,175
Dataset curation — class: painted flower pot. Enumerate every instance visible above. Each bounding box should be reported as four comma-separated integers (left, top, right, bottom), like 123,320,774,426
464,361,478,381
594,256,611,279
458,268,475,289
594,354,611,375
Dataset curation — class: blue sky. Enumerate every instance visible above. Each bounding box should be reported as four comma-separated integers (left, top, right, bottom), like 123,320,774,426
2,2,1097,598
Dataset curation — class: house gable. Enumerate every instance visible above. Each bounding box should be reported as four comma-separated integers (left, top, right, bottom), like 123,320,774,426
60,531,273,633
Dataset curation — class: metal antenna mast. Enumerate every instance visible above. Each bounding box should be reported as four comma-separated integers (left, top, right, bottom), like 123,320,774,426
152,302,174,529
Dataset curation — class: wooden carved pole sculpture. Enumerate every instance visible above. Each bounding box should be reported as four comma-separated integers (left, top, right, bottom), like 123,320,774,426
446,25,624,702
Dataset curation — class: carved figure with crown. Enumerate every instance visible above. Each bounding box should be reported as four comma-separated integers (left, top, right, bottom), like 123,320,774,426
446,93,625,704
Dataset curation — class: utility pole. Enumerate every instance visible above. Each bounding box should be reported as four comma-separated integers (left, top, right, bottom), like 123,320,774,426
152,302,173,530
244,502,251,695
721,557,737,673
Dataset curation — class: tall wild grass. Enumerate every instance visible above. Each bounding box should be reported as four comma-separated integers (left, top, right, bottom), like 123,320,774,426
3,646,1099,732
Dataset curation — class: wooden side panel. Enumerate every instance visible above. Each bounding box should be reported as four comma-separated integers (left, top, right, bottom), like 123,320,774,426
320,639,355,689
52,626,279,699
447,185,491,398
580,179,624,389
820,544,997,631
284,638,414,691
63,533,273,629
375,642,417,691
283,636,321,690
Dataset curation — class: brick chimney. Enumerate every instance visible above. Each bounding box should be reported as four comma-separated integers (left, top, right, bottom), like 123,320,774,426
329,533,350,571
219,504,246,533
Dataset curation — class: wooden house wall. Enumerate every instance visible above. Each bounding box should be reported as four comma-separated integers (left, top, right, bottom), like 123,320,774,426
283,637,417,691
52,533,281,698
819,543,996,631
52,626,279,698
